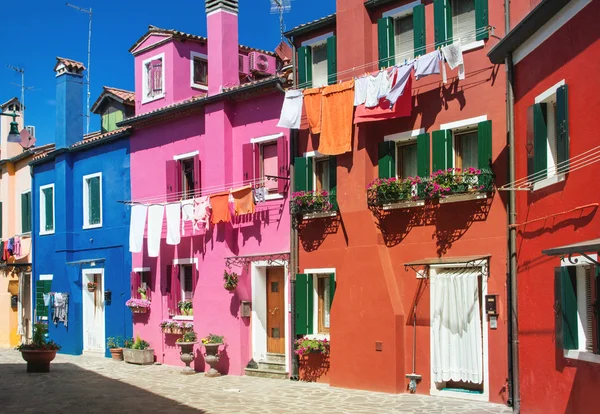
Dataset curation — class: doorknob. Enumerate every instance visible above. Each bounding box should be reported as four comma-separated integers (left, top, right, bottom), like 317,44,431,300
269,307,279,315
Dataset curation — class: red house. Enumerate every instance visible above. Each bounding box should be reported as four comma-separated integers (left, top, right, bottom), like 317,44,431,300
286,0,510,404
489,0,600,412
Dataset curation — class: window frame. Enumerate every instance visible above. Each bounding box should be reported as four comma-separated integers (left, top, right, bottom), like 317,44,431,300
180,264,194,302
438,0,485,52
180,157,196,200
190,51,208,91
452,129,479,171
250,133,286,200
39,184,55,236
383,0,421,61
142,52,166,104
21,190,32,234
303,268,336,339
82,172,103,230
300,32,334,88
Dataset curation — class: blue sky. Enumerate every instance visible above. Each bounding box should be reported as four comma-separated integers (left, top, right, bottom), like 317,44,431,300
0,0,335,145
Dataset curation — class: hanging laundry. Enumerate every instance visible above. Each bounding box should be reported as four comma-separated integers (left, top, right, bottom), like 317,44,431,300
414,50,441,80
193,196,212,232
303,87,324,134
7,238,14,256
441,42,465,82
319,80,355,156
353,76,368,106
147,205,165,258
365,72,384,108
43,293,52,307
253,187,267,204
165,203,181,246
181,199,194,235
0,241,4,262
13,236,21,257
277,90,303,129
129,204,148,253
355,76,413,124
3,240,9,261
377,67,395,100
231,185,256,216
53,293,68,327
386,64,413,106
210,191,231,224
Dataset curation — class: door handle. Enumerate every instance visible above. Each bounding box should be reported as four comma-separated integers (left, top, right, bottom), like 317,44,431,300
269,307,279,315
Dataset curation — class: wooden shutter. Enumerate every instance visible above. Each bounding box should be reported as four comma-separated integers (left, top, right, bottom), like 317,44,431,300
242,143,256,183
526,105,536,179
165,160,181,202
378,17,395,69
560,266,578,350
417,133,430,178
477,120,493,171
295,274,314,335
533,103,548,180
193,154,201,197
294,156,313,192
89,176,101,225
277,137,288,193
167,265,181,313
36,279,51,318
594,266,600,354
434,0,448,46
556,84,569,174
475,0,489,40
327,35,337,85
328,157,337,197
22,193,32,233
131,272,141,298
413,4,426,57
432,130,452,172
329,273,336,306
298,46,312,88
378,141,395,179
43,188,53,231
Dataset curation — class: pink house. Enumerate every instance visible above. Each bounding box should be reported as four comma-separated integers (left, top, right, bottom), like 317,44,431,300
122,0,291,376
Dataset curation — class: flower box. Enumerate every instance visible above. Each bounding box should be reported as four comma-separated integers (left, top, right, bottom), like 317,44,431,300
160,320,193,335
298,352,330,384
123,348,154,365
291,190,338,218
367,177,425,208
126,298,151,314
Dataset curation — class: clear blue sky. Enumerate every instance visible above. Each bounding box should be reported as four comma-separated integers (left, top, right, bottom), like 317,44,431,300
0,0,335,145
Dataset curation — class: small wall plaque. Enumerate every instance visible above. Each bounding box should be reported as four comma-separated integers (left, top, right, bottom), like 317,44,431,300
240,300,251,318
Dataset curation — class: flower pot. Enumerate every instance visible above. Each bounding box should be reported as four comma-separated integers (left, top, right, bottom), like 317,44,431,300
176,342,197,375
203,343,222,377
20,350,58,373
109,348,124,361
224,284,237,292
87,287,95,292
298,352,330,384
129,306,148,314
123,348,154,365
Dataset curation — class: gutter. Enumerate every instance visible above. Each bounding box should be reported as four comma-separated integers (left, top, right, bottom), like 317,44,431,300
283,14,336,39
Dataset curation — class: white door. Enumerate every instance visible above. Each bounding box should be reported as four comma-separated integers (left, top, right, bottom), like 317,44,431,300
82,269,105,353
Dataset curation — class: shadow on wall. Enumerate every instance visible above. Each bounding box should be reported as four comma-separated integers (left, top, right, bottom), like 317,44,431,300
298,216,340,252
0,363,204,413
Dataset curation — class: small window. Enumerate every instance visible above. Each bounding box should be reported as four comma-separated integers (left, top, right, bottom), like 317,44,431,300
317,276,332,334
181,158,196,200
396,141,418,179
83,173,102,229
315,157,331,192
192,54,208,88
180,264,194,301
39,184,55,235
311,43,328,88
261,143,278,194
21,191,32,234
142,53,164,102
454,130,478,170
394,14,414,60
451,0,476,44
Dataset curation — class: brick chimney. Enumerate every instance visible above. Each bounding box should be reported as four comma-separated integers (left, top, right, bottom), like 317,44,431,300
206,0,239,95
54,57,85,149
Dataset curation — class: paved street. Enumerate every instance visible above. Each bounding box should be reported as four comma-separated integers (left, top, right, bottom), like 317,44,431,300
0,349,511,413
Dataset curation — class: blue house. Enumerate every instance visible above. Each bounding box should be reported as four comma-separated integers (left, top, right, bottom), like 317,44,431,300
31,57,133,356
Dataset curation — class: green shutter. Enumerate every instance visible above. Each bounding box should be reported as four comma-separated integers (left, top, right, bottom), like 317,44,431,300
446,0,453,44
329,273,336,306
35,279,52,318
21,193,32,233
294,157,313,192
533,103,548,179
434,0,448,46
560,267,578,350
417,133,430,178
432,130,452,172
477,120,493,171
89,176,101,225
327,36,337,85
43,187,54,231
298,46,312,88
556,84,569,174
475,0,489,40
295,274,314,335
378,141,396,179
377,17,395,69
413,4,426,57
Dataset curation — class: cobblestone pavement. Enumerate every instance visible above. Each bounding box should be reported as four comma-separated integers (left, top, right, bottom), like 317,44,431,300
0,349,512,414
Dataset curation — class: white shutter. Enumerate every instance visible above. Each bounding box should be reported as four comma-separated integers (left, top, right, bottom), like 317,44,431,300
452,0,476,43
394,15,414,60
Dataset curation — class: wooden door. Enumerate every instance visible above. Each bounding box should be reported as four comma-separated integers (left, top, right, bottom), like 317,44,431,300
266,267,285,354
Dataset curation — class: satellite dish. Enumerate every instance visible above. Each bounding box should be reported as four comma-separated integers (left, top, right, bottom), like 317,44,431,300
20,128,36,149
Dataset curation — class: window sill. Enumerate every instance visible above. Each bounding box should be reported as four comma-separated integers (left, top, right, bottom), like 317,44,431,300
39,230,55,236
438,193,488,204
264,193,284,201
141,94,165,105
382,200,425,210
532,174,565,192
191,84,208,91
18,232,32,238
173,315,193,321
83,223,103,230
302,211,338,220
564,349,600,364
305,333,330,340
461,39,485,53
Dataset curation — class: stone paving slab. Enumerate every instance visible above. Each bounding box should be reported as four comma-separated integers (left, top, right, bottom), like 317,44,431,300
0,349,512,413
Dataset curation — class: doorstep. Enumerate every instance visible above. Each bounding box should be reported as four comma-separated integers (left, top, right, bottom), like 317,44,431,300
244,352,288,380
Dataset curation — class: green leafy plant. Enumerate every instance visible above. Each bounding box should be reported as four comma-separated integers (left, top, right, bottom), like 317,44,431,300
291,190,335,215
16,323,61,351
124,338,134,349
201,333,224,345
124,336,150,350
223,270,239,291
87,282,98,290
178,300,193,315
106,336,123,349
137,287,147,299
177,331,197,343
294,336,329,356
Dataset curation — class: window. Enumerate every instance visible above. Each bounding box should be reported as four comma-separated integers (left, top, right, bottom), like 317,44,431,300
317,275,332,334
261,142,279,194
378,132,430,180
180,264,194,301
243,134,287,198
396,141,418,179
314,157,331,192
142,53,164,103
39,184,55,235
83,173,102,229
451,0,476,43
294,272,336,336
166,153,200,202
36,277,53,319
454,130,478,170
394,15,415,60
21,191,32,234
191,52,208,89
378,3,426,68
433,0,488,48
298,34,337,88
311,43,328,88
181,158,196,200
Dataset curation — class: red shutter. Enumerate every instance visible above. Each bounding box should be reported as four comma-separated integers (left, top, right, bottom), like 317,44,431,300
192,263,198,295
193,154,201,198
277,136,288,193
166,160,181,202
170,265,181,312
151,59,162,93
242,143,256,183
131,272,140,298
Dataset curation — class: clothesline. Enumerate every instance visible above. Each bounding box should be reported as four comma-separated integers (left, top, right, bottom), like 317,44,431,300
294,26,491,90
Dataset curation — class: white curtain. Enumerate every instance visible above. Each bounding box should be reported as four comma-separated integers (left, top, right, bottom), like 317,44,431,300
431,268,483,384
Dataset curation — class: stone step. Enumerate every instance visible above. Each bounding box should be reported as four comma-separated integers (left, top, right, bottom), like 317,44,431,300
245,368,289,380
257,360,286,372
265,353,285,363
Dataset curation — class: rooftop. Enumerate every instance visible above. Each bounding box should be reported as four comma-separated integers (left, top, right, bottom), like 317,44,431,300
54,57,86,72
363,0,398,10
283,13,336,38
91,87,135,113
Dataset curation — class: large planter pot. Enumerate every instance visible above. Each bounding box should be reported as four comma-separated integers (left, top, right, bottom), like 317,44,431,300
109,348,124,361
203,343,222,377
20,350,58,373
123,348,154,365
176,342,197,375
298,353,330,384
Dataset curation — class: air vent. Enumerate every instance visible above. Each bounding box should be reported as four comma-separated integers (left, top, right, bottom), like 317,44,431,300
206,0,238,13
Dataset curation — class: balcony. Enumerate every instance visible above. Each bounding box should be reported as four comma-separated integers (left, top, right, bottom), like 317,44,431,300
291,190,338,220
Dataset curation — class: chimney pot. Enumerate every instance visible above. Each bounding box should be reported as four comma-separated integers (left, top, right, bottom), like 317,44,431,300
206,0,238,14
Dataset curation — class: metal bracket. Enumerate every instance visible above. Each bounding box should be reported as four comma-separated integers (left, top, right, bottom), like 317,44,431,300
225,252,290,270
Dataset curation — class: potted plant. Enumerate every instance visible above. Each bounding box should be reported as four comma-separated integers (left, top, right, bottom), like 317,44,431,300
107,336,124,361
201,333,225,377
87,282,98,292
295,336,331,384
137,287,147,300
126,298,151,314
122,336,154,365
176,331,198,375
223,270,239,291
178,300,193,316
17,322,61,373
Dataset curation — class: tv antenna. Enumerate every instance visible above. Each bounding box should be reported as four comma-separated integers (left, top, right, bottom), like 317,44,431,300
66,3,92,135
7,65,35,127
270,0,292,42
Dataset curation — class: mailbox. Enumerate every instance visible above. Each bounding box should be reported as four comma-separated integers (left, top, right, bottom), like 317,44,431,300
10,295,18,309
240,301,251,318
485,294,498,315
104,290,112,305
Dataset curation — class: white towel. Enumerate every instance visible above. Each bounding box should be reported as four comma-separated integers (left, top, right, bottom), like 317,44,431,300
147,205,165,258
129,205,148,253
414,50,441,80
441,43,465,83
353,76,368,106
165,203,181,245
277,90,303,129
365,72,384,108
377,68,394,99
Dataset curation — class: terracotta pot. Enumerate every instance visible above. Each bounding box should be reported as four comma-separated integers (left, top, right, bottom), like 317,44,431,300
109,348,124,361
203,343,222,377
130,306,148,314
298,352,330,384
20,350,58,373
224,284,237,291
87,287,95,292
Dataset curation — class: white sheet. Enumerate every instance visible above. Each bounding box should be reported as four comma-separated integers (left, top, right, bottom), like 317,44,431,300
165,203,181,245
129,204,148,253
147,205,165,258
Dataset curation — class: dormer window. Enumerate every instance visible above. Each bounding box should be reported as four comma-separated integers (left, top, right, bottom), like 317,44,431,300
191,52,208,90
142,53,165,103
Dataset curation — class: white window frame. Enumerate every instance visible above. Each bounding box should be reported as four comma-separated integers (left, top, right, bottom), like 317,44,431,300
303,267,336,339
172,258,197,310
384,1,421,61
190,51,208,91
251,133,285,200
179,264,194,302
20,189,32,235
440,115,487,170
39,184,55,236
301,32,333,89
83,172,103,230
142,52,166,104
303,151,331,193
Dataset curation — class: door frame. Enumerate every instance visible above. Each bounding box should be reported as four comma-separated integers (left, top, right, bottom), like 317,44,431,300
251,261,289,367
429,261,490,402
82,268,105,354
